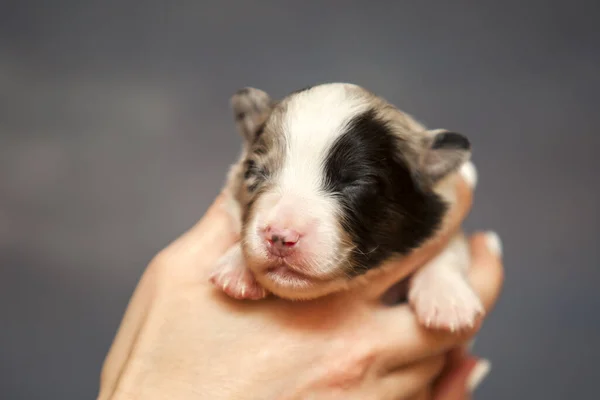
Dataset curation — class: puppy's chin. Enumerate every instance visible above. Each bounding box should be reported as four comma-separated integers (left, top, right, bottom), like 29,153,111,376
242,250,351,300
254,268,351,300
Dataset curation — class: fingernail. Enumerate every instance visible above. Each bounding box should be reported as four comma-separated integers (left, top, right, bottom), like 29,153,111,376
467,359,491,392
460,161,478,189
485,231,503,257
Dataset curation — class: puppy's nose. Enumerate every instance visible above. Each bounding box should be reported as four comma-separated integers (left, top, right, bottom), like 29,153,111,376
263,226,300,256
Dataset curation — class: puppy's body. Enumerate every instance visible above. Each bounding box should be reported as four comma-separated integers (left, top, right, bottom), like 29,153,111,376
211,83,483,331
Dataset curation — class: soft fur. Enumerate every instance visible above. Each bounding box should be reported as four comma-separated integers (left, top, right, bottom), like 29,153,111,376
210,83,483,332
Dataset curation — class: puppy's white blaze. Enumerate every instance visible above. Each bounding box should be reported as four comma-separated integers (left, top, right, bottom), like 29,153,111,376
279,85,367,275
279,83,370,196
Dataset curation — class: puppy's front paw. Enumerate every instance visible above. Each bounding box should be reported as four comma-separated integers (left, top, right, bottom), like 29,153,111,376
209,245,268,300
409,273,484,332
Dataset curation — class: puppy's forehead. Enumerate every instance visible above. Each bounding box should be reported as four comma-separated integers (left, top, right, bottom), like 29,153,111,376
264,84,377,196
280,83,372,138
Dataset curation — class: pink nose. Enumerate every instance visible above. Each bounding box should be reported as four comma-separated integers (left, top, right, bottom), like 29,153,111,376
263,226,300,256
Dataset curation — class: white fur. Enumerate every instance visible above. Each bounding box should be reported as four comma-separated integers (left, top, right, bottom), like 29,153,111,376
209,243,267,300
407,167,484,332
409,234,484,331
278,84,369,201
460,161,478,188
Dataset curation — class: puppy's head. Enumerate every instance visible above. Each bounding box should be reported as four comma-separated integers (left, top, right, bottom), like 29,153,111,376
237,83,470,299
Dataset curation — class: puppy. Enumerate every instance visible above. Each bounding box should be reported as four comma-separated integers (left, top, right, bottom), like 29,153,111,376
210,83,483,331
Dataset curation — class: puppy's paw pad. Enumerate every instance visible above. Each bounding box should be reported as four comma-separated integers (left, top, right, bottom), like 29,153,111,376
409,276,484,332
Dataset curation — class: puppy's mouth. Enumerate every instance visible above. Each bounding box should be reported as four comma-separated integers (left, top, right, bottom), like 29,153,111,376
244,245,349,297
256,262,351,300
264,264,320,284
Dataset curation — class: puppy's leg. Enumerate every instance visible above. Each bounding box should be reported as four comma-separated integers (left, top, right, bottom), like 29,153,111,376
210,88,274,300
209,243,267,300
408,233,484,332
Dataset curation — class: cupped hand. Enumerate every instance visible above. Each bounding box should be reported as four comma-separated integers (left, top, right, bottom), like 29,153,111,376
98,173,503,400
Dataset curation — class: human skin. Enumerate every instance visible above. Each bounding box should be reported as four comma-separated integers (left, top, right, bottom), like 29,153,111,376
98,174,504,400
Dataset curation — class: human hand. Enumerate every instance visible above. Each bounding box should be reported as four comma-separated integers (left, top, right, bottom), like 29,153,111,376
98,173,503,400
428,347,492,400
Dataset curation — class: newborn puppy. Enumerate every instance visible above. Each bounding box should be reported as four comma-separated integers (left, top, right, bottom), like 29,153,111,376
210,83,483,331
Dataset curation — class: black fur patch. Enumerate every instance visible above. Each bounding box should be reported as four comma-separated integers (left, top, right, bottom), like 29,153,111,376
323,109,448,276
254,122,266,142
247,182,259,193
244,158,269,180
432,132,470,150
244,159,257,179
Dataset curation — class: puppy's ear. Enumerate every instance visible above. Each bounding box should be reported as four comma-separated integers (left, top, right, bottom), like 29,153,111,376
418,129,471,184
230,87,273,145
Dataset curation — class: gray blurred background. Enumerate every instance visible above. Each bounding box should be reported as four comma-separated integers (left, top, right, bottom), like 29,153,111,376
1,1,598,399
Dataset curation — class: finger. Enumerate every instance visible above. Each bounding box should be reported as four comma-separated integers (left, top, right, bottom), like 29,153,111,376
99,193,238,395
465,232,504,316
365,163,476,299
432,357,490,400
374,231,504,363
377,355,446,400
99,265,157,398
407,388,432,400
436,347,467,381
430,348,467,393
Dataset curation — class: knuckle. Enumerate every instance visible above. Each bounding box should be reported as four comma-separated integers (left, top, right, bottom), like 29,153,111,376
319,340,378,389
